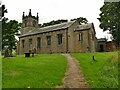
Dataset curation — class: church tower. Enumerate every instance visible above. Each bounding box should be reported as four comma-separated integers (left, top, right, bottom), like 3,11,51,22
22,9,39,28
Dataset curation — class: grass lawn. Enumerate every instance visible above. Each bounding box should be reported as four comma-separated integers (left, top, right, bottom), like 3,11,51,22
2,54,67,88
71,52,118,88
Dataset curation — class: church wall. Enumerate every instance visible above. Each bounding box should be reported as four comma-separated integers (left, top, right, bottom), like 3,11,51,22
37,29,67,53
19,29,67,54
89,28,96,52
74,30,90,53
67,21,79,52
73,28,96,53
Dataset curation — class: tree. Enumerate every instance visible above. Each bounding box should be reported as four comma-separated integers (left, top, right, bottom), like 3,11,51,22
1,5,7,18
40,17,88,28
41,19,68,27
70,17,88,24
2,20,21,55
0,5,8,52
98,2,120,47
1,5,21,55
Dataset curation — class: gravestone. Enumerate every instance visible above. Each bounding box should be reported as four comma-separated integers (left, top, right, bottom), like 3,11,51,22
33,48,36,54
92,56,95,61
4,49,10,57
25,53,30,57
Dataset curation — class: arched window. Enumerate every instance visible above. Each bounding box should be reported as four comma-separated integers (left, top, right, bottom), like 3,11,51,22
57,34,62,45
46,36,51,45
78,32,83,41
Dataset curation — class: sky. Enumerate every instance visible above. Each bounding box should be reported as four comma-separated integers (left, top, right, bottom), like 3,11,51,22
1,0,112,39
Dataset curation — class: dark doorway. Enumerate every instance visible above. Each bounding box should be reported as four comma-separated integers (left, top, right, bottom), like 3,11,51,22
100,44,104,52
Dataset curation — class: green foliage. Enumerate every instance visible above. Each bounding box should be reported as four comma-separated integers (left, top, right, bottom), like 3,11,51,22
40,19,68,27
71,17,88,24
98,2,120,46
1,5,21,54
0,5,8,52
2,20,21,52
40,17,88,28
71,52,118,88
12,49,16,57
97,56,118,88
2,54,67,88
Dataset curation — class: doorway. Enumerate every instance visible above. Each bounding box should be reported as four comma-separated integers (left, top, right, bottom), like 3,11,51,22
100,44,104,52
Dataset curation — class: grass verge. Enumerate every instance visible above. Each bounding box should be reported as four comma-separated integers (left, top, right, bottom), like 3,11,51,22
71,52,118,88
2,54,67,88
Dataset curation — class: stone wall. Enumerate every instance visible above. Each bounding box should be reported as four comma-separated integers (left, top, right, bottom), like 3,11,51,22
74,30,89,52
96,41,106,52
67,20,79,52
106,41,117,52
19,29,68,54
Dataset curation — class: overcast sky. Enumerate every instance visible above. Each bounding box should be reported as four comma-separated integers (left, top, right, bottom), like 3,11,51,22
1,0,112,39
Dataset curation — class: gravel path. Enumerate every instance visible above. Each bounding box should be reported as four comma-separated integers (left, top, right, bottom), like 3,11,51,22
58,54,89,88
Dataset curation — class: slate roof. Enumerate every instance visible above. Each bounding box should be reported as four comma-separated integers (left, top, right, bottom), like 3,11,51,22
75,23,94,31
97,38,107,42
20,20,76,37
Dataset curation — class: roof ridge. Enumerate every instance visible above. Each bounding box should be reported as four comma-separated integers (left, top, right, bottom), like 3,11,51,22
39,20,76,29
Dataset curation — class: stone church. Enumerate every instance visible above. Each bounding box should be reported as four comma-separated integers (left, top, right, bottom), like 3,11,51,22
17,9,97,54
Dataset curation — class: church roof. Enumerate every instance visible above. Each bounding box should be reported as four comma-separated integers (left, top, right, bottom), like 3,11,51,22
75,23,94,31
75,23,96,34
97,38,107,42
20,20,76,37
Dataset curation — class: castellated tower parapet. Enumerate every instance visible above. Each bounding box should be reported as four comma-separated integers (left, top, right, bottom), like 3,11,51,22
22,9,39,28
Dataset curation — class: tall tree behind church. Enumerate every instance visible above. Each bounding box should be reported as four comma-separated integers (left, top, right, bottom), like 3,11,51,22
98,2,120,47
70,17,88,24
41,19,68,27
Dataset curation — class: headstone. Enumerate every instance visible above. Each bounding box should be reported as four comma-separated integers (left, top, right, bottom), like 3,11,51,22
33,48,36,54
25,53,30,57
4,49,10,58
92,56,95,61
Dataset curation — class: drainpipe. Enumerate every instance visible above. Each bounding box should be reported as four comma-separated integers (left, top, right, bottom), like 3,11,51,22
66,28,68,53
